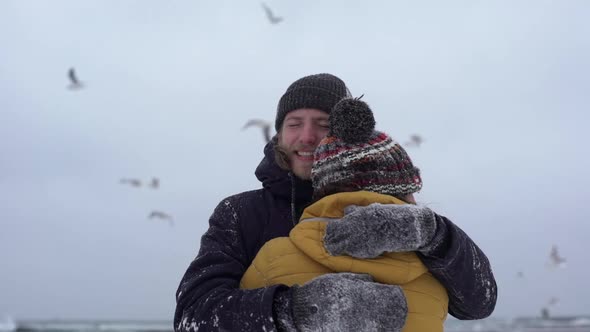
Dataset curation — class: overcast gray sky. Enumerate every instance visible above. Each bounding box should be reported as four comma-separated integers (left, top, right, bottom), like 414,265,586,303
1,0,589,321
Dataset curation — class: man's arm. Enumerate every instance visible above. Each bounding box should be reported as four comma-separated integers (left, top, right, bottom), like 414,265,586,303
323,203,497,320
174,198,287,332
418,214,497,319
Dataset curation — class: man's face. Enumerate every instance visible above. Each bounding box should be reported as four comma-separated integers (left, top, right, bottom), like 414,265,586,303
277,108,330,180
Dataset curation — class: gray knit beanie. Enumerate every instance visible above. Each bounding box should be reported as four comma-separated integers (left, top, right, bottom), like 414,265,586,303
275,73,351,131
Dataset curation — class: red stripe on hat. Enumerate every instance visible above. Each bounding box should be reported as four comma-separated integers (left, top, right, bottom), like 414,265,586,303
314,134,390,160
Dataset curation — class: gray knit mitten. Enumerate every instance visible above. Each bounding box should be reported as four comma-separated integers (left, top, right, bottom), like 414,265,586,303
291,273,407,332
324,203,439,259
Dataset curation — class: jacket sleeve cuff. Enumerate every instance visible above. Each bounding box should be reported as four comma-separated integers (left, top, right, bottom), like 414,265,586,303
273,288,297,332
420,213,451,259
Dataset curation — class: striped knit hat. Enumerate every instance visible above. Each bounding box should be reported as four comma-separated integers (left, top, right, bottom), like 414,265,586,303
311,97,422,200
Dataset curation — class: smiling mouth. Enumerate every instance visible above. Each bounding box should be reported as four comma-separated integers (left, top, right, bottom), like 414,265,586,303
294,150,314,161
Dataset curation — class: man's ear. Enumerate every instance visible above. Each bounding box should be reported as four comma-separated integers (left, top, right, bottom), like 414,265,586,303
402,194,416,204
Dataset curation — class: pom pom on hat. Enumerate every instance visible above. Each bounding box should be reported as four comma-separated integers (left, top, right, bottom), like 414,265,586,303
329,96,376,144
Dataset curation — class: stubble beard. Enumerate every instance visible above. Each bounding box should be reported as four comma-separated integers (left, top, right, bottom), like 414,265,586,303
276,137,313,181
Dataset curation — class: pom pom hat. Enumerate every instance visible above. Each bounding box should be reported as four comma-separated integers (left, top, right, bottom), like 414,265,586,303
311,97,422,200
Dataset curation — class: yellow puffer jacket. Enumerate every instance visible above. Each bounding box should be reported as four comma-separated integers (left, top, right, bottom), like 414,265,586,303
240,191,448,332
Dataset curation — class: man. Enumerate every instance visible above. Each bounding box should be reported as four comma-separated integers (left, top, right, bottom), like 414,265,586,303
175,73,497,331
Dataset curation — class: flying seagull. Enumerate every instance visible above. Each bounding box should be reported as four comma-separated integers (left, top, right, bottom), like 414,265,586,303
67,67,84,90
149,177,159,189
119,178,142,187
243,119,272,143
404,134,424,148
261,3,283,25
547,245,566,269
148,210,174,226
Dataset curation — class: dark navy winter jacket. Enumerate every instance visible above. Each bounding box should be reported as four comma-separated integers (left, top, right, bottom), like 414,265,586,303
174,141,497,332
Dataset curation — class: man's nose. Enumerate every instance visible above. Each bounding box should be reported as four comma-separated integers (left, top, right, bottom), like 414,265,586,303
299,124,319,145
